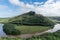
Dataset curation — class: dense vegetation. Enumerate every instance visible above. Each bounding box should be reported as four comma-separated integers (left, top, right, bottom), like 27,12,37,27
9,11,55,26
0,30,60,40
26,30,60,40
3,24,21,35
14,25,51,34
48,16,60,21
0,18,10,23
3,24,51,34
0,37,23,40
48,16,60,23
0,11,57,40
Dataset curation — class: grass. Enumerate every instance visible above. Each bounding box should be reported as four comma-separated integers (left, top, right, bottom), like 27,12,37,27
0,30,60,40
26,30,60,40
3,23,51,34
0,37,23,40
14,25,51,34
0,18,10,23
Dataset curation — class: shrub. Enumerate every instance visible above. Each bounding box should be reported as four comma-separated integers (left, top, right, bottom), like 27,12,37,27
28,11,35,15
3,24,21,35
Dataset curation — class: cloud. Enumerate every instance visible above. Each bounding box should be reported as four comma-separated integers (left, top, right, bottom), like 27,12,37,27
34,2,43,5
9,0,60,16
0,5,19,18
9,0,25,7
9,0,35,9
37,0,60,16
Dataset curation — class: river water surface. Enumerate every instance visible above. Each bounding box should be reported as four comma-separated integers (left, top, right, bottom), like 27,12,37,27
47,24,60,33
0,24,60,37
0,24,7,37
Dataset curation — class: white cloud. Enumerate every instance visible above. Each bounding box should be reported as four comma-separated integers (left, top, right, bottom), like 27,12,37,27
45,0,54,4
34,2,43,5
26,4,35,9
9,0,60,16
0,5,19,18
9,0,25,7
37,0,60,16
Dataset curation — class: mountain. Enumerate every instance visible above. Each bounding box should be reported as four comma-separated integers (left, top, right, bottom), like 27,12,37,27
9,11,55,26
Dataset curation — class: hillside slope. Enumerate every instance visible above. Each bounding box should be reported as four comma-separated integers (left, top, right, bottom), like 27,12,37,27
9,11,55,26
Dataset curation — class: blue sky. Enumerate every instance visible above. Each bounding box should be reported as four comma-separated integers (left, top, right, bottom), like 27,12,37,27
0,0,47,18
0,0,60,18
20,0,47,4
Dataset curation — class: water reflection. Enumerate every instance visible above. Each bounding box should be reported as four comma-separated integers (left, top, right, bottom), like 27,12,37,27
0,24,7,37
47,24,60,33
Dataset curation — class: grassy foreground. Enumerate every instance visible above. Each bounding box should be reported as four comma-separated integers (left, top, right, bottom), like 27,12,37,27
0,37,22,40
1,30,60,40
26,30,60,40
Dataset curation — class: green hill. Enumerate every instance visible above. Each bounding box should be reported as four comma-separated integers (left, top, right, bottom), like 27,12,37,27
9,11,55,26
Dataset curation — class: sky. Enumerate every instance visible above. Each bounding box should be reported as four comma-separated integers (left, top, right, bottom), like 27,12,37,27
0,0,60,18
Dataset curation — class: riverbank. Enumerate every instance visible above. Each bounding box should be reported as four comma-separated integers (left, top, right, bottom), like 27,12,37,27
0,24,7,37
7,29,51,38
4,24,60,38
0,23,51,38
0,23,59,39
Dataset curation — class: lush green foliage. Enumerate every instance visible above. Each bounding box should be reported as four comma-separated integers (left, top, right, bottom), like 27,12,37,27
3,24,21,35
26,30,60,40
0,37,23,40
9,11,55,26
1,30,60,40
48,16,60,21
48,16,60,23
3,23,51,34
0,18,10,23
0,11,57,40
15,25,51,34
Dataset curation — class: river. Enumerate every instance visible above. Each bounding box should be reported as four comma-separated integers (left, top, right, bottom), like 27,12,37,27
0,24,7,37
0,24,60,37
47,24,60,33
19,24,60,38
